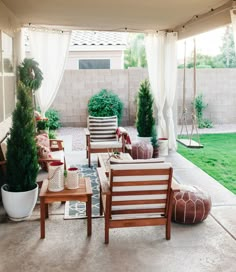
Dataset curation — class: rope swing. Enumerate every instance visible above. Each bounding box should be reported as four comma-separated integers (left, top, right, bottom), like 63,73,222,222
177,39,203,148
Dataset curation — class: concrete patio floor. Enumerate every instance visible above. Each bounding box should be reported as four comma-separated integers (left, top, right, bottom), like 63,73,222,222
0,125,236,272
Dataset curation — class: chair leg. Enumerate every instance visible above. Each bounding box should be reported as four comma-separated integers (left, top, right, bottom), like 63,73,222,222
105,215,109,244
166,220,171,240
88,152,91,167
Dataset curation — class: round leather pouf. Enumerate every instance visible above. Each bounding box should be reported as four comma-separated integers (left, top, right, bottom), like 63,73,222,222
131,141,153,159
172,185,212,224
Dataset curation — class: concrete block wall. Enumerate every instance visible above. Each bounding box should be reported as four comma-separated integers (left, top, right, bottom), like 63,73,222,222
52,68,236,127
52,69,148,127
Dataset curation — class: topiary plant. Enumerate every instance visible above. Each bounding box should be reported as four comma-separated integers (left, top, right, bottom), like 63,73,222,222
88,89,124,125
136,79,155,137
6,81,39,192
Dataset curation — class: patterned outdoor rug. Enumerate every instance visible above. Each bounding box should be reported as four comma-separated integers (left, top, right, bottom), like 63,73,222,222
64,164,103,219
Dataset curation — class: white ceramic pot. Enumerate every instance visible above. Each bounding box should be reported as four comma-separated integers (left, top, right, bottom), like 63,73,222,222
48,161,64,192
66,167,79,189
158,138,169,156
1,184,38,221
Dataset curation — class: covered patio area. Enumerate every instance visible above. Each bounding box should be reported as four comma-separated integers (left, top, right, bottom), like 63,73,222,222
0,1,236,271
0,126,236,271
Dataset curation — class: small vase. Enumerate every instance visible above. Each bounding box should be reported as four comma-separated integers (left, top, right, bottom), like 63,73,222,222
48,161,64,192
66,167,79,189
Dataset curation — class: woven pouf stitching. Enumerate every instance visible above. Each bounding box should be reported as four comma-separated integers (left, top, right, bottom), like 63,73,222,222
172,185,212,224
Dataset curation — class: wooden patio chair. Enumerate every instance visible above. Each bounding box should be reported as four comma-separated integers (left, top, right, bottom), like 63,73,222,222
85,116,129,167
97,161,179,244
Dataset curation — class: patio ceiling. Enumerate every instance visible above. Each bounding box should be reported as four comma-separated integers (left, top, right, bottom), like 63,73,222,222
2,0,233,39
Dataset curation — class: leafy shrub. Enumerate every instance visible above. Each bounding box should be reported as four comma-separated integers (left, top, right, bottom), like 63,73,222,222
36,119,48,131
193,94,213,128
88,89,124,125
48,130,57,139
45,109,61,130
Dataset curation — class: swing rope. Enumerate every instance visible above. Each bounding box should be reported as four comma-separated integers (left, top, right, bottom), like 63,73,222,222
177,39,203,148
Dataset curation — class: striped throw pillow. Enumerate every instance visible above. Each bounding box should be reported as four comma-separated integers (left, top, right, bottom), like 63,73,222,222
88,116,118,142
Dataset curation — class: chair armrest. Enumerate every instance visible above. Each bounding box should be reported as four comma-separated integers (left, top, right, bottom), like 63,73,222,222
97,167,111,195
84,128,90,136
118,127,128,135
38,158,61,163
171,178,180,193
49,139,64,151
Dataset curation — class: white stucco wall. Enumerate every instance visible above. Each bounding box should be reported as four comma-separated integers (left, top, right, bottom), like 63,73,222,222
65,50,124,70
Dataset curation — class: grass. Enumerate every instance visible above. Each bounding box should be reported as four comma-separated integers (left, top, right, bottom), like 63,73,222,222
177,133,236,194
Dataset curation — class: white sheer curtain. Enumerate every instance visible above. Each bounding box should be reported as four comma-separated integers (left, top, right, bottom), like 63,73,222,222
29,29,71,116
15,28,25,65
165,32,178,150
145,31,167,138
230,9,236,52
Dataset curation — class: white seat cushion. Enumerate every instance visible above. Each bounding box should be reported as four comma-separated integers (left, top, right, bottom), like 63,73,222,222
90,141,123,149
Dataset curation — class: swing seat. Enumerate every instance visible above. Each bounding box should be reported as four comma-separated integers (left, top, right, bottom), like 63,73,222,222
177,138,203,148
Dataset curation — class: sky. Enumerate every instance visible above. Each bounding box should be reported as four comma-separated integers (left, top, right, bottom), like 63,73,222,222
177,26,226,60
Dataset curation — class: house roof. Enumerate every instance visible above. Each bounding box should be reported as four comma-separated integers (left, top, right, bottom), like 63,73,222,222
2,0,233,39
71,30,128,47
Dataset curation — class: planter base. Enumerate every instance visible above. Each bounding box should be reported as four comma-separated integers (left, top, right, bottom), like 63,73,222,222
1,184,38,221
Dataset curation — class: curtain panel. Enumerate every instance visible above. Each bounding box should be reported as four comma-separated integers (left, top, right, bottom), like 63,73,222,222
145,31,178,150
29,29,71,116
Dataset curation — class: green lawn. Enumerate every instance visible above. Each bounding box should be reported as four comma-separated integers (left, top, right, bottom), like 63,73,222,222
177,133,236,194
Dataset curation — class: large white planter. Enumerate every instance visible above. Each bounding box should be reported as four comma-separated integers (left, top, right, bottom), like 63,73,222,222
1,184,38,221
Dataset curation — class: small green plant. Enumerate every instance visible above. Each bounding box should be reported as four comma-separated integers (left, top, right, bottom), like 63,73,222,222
48,130,57,139
36,119,49,131
45,109,61,130
193,94,213,129
151,125,158,148
88,89,124,125
136,79,155,137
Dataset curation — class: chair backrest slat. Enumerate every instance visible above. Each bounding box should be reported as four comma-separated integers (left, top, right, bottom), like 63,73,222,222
88,116,118,142
109,162,173,218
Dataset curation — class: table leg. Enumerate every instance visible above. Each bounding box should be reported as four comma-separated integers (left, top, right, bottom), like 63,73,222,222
86,196,92,236
40,198,46,239
45,203,49,218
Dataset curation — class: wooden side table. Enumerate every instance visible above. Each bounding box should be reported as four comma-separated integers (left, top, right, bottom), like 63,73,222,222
39,177,92,239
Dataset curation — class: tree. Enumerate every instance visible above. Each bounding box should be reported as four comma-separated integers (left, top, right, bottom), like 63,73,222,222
124,34,147,69
218,25,236,68
136,79,155,137
6,82,39,192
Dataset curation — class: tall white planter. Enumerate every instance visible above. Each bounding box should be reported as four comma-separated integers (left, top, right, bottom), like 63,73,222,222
1,184,38,221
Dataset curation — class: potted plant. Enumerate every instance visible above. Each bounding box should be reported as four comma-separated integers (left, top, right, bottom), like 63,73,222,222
151,125,159,158
36,118,49,134
136,79,155,139
1,81,39,221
